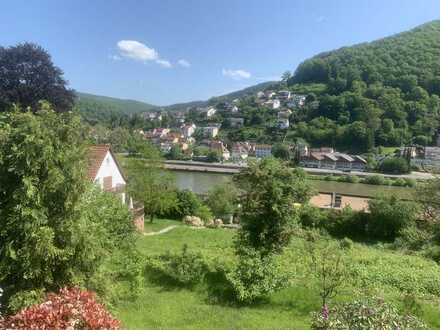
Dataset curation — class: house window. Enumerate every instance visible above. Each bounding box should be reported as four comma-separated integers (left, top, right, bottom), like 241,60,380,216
103,176,113,191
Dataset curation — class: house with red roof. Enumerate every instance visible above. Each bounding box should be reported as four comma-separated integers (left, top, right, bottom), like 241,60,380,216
87,145,144,231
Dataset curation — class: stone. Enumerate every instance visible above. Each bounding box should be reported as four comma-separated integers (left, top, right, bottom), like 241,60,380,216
183,215,204,227
214,218,223,227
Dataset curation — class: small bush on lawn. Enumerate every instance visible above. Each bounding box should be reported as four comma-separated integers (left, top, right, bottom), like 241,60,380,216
310,297,427,329
226,247,287,303
1,287,119,329
362,175,385,185
394,226,433,251
146,244,208,286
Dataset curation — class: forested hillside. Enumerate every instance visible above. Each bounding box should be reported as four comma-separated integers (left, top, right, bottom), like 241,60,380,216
285,20,440,150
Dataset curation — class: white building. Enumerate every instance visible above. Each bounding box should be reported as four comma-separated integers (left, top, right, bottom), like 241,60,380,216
278,90,291,100
202,125,220,138
264,99,281,109
87,145,144,231
181,123,196,138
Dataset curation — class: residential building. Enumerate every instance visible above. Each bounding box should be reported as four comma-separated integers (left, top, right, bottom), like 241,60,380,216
87,145,144,231
229,117,245,128
263,99,281,109
256,91,265,99
255,144,272,158
277,118,290,129
231,142,253,161
202,125,220,138
299,148,367,171
264,91,276,99
199,106,217,118
278,90,291,100
181,123,196,138
210,141,230,161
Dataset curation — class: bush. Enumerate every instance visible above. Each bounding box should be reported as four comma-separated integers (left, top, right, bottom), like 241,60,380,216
1,287,119,329
340,237,353,250
310,297,427,329
392,178,407,186
394,226,432,251
299,205,327,228
404,178,417,187
146,245,208,286
194,204,213,222
378,157,410,174
205,183,238,220
368,195,418,240
362,175,385,185
171,190,202,219
226,248,286,303
338,175,359,183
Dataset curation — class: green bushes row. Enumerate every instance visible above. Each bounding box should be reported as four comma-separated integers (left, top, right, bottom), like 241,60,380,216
318,174,416,187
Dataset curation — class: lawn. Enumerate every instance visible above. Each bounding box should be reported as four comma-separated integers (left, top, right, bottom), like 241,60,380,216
143,218,182,233
114,219,440,329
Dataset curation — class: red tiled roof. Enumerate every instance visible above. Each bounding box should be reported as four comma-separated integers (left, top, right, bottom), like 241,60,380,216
87,144,127,182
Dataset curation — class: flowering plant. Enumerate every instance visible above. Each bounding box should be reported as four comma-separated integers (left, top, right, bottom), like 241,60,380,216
1,287,119,329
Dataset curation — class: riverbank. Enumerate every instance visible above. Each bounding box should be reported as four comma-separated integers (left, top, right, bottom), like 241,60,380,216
164,160,434,180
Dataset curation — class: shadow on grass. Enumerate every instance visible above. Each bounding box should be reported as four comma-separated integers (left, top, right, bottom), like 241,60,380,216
143,266,198,292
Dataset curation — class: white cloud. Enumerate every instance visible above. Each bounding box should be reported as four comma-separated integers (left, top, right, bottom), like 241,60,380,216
222,68,251,80
117,40,159,62
316,16,325,23
177,59,191,68
156,59,172,68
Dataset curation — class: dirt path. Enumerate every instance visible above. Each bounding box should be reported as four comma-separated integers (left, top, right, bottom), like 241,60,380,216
143,225,178,236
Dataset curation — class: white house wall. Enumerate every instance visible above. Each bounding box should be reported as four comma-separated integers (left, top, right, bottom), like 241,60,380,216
94,151,126,188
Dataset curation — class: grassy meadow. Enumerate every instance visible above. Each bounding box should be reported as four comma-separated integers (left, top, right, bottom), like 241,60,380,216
113,219,440,329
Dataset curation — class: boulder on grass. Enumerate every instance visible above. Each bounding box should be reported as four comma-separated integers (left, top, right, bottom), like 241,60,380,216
205,219,215,228
214,219,223,227
183,215,204,227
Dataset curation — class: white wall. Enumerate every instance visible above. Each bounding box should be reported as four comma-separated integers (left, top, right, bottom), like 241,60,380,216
94,151,126,189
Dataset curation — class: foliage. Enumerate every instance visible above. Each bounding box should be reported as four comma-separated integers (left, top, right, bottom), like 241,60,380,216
194,204,213,222
0,107,86,308
362,174,386,185
415,177,440,222
233,158,313,255
378,157,410,174
171,190,203,219
307,240,346,307
205,183,238,219
126,151,178,222
225,247,286,303
146,245,208,286
1,287,120,329
0,43,75,112
310,297,427,330
368,195,419,240
272,143,291,160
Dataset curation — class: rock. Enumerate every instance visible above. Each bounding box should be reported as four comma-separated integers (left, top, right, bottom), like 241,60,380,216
205,219,215,228
183,215,204,227
214,218,223,227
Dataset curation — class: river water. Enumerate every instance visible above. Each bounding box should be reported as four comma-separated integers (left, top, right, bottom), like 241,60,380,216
169,170,412,198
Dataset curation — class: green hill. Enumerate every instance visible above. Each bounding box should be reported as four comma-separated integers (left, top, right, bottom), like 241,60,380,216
283,20,440,151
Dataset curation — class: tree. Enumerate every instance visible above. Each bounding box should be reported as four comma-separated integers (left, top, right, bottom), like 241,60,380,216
0,43,75,112
0,106,138,310
272,143,291,160
415,177,440,222
368,194,418,240
126,146,178,222
378,157,410,174
206,183,238,220
233,158,313,255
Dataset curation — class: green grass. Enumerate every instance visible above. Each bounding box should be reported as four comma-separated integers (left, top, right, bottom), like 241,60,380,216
114,220,440,329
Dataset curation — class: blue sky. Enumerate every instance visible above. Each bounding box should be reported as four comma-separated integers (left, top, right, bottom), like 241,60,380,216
0,1,439,105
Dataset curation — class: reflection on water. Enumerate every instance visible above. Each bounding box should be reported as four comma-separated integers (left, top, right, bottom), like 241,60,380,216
169,170,412,198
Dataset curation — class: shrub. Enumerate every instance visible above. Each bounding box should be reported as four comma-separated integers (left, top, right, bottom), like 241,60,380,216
310,297,427,330
340,237,353,250
172,190,202,219
392,178,407,186
299,205,327,228
146,245,208,286
339,175,359,183
378,157,410,174
363,175,385,185
1,287,119,329
226,248,286,303
194,204,213,222
394,226,432,251
404,178,417,187
368,195,418,240
206,183,238,219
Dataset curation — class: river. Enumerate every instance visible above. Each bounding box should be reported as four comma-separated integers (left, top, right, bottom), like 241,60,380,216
169,170,413,198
